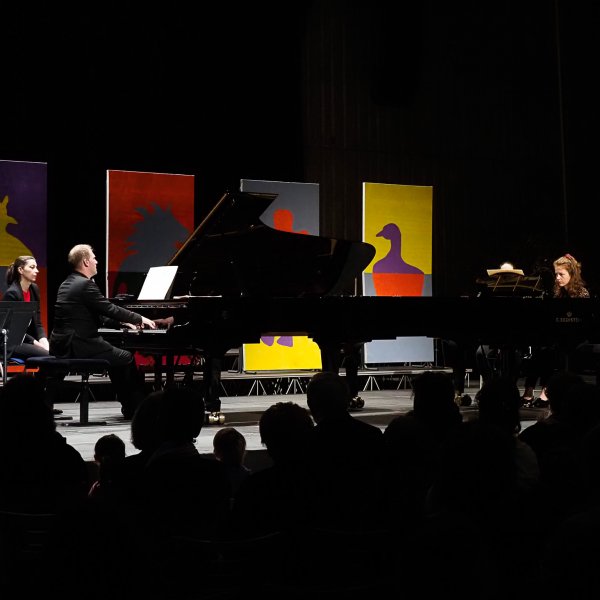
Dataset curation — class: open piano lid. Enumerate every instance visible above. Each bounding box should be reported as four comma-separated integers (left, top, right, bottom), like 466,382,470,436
167,190,376,298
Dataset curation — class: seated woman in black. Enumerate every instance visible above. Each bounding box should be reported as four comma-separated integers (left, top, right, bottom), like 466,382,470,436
3,255,50,359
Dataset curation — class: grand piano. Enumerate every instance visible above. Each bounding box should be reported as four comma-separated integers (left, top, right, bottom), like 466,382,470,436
110,190,600,416
109,190,377,415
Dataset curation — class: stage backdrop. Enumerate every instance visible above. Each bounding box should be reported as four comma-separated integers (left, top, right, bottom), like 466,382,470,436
362,182,433,364
106,170,194,299
106,170,194,368
0,160,48,330
240,179,321,371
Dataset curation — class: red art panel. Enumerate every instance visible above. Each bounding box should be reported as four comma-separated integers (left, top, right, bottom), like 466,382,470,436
106,170,194,298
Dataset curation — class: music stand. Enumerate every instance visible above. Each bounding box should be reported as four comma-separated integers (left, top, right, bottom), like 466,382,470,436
0,310,8,386
0,301,37,386
479,270,545,297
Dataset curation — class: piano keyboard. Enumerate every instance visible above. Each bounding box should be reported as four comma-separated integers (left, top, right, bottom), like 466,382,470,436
98,328,168,335
98,326,199,356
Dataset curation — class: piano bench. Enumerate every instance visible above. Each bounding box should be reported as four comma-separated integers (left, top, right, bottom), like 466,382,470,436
24,357,111,427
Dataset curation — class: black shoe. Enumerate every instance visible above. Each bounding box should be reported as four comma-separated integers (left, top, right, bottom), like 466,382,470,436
348,396,365,411
52,408,63,415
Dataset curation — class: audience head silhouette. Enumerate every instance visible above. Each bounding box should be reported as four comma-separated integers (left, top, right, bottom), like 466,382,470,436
306,371,351,422
157,386,205,443
94,433,126,463
411,370,462,437
130,390,164,453
90,434,126,500
476,376,523,435
259,401,314,463
129,386,205,457
0,374,55,441
213,427,247,466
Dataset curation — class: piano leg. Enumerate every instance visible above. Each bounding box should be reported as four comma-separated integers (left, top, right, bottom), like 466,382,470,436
318,340,365,410
203,353,225,424
152,360,163,391
146,352,177,391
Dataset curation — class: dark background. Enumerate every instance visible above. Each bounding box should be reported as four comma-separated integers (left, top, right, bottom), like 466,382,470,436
2,1,599,312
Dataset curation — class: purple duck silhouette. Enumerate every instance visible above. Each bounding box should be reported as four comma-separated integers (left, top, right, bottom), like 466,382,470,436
373,223,424,296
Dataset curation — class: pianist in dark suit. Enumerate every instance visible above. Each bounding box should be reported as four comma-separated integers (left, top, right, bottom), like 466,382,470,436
50,244,156,419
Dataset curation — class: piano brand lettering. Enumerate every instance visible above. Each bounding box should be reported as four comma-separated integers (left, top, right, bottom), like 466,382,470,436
555,311,583,324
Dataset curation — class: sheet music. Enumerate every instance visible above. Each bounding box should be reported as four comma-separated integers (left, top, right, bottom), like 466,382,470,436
137,266,178,300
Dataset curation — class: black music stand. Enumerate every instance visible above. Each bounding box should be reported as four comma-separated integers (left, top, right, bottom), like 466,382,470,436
485,273,544,297
0,310,8,387
475,270,540,382
0,301,37,386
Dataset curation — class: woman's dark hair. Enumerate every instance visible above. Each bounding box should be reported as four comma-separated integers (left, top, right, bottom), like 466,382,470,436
5,255,35,286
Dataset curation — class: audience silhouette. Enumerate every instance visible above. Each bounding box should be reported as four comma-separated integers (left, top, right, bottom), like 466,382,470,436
0,374,89,513
537,384,600,598
132,386,231,540
212,426,251,504
305,370,386,529
0,374,89,598
5,361,600,598
230,401,315,537
84,386,231,599
382,413,439,521
88,433,127,503
475,376,541,495
408,370,463,445
409,420,522,600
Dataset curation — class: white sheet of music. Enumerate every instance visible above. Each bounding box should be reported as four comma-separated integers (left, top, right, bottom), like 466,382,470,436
137,266,178,300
